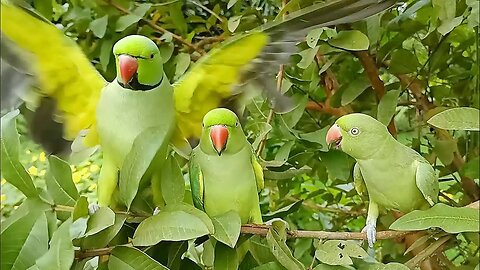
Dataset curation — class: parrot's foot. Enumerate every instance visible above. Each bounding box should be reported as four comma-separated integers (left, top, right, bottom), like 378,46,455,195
361,222,376,248
88,203,100,215
153,207,160,215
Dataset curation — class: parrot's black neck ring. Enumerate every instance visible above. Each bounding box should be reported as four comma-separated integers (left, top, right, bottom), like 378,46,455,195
118,73,162,91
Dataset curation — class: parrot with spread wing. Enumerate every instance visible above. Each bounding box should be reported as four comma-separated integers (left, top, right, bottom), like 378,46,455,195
325,113,439,247
1,0,396,208
189,108,264,224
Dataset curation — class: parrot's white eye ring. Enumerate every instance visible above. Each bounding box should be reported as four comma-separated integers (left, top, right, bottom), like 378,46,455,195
235,121,239,127
349,127,360,136
150,53,155,59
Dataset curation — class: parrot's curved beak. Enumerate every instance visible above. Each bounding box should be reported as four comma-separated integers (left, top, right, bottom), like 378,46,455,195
210,125,229,156
326,124,342,149
118,54,138,84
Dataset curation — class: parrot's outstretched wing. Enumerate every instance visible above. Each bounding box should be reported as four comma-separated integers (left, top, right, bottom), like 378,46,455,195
251,153,264,192
353,163,368,197
415,161,439,206
189,152,205,211
173,0,397,139
0,1,105,149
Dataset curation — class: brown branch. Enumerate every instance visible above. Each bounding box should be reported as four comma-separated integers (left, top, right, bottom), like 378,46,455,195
355,51,397,137
240,224,412,240
404,236,451,269
75,246,116,259
107,0,206,55
194,36,226,49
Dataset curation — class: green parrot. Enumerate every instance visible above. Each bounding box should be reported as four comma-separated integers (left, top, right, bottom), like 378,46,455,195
189,108,264,224
1,0,396,209
325,113,439,247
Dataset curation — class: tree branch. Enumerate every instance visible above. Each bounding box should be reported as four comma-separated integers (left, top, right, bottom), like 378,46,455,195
241,224,411,240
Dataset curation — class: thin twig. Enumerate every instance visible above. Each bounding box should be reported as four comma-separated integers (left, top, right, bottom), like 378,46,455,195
404,236,451,269
256,65,284,157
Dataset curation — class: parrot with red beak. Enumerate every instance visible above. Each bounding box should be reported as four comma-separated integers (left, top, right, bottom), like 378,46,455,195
189,108,264,224
326,113,439,247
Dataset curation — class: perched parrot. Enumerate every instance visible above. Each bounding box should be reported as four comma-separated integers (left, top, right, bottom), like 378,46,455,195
1,0,396,208
325,113,439,247
189,108,264,224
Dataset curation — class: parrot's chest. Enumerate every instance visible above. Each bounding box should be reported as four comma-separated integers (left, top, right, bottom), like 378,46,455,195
357,159,425,212
96,81,175,167
198,148,259,223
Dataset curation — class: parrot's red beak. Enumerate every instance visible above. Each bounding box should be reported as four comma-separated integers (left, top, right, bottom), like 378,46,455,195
118,54,138,84
326,124,342,149
210,125,229,156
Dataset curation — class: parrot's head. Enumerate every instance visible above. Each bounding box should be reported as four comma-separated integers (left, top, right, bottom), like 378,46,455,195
200,108,245,156
113,35,163,90
326,113,390,160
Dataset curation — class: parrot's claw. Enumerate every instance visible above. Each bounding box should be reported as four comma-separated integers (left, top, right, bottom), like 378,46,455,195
88,203,100,215
361,222,376,248
153,207,160,215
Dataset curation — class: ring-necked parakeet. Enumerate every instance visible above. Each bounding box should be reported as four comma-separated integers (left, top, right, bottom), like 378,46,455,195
1,0,396,208
326,113,439,247
189,108,264,224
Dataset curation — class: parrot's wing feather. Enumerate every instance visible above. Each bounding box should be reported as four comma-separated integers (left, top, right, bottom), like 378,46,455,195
173,32,268,139
189,152,205,211
415,161,439,206
353,163,368,197
251,153,265,192
1,2,105,148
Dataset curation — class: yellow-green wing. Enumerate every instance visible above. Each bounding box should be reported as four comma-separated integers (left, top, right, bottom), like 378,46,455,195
353,163,367,197
189,152,205,211
1,2,105,146
251,153,265,192
173,32,268,139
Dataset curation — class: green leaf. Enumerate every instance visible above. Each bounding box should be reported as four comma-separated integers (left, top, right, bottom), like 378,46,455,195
79,215,126,249
120,125,171,209
328,30,369,51
340,75,370,106
72,196,89,221
377,90,401,126
437,16,463,35
174,53,191,80
99,39,113,72
211,211,241,248
34,219,74,270
214,243,239,270
315,240,368,266
163,203,215,233
266,221,305,270
115,3,152,31
389,49,420,74
433,138,457,165
390,203,480,233
1,212,49,270
33,0,52,20
306,28,323,48
84,207,115,237
45,156,79,207
109,246,169,270
297,46,319,69
263,201,303,220
299,126,330,151
313,265,351,270
252,261,286,270
462,157,480,179
427,107,480,131
160,155,185,205
228,15,242,32
1,110,38,197
227,0,238,9
432,0,456,21
89,15,108,38
133,210,210,246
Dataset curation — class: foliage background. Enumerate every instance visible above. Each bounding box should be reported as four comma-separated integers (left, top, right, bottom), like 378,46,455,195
1,0,479,269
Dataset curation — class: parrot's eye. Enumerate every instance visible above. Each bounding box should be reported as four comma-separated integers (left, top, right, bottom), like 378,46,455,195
235,121,239,127
150,53,155,59
349,127,360,136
